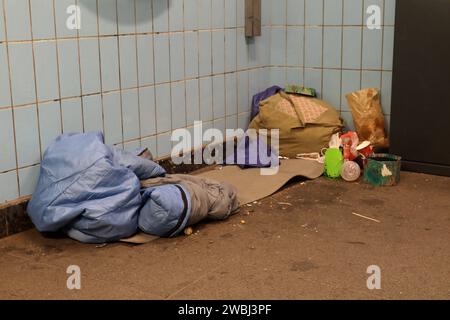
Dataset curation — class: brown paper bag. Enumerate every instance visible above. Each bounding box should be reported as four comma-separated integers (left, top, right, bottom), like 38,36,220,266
346,88,389,149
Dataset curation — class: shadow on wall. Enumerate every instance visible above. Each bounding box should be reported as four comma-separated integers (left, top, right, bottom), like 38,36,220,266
79,0,170,25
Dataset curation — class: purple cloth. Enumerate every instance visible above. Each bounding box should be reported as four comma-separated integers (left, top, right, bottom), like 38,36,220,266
250,85,283,121
225,134,279,169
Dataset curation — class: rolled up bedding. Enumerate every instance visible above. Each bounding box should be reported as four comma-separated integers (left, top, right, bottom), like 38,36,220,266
139,174,240,237
138,184,192,238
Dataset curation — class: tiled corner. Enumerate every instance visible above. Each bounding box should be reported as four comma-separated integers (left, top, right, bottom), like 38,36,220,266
0,0,395,205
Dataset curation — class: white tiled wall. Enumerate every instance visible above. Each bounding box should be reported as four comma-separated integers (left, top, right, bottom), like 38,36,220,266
0,0,395,203
268,0,396,132
0,0,272,202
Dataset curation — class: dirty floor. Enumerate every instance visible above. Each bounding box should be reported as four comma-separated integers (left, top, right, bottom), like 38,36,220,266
1,172,449,300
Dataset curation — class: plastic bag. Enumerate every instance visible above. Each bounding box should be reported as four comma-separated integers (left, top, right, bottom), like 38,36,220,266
346,88,389,149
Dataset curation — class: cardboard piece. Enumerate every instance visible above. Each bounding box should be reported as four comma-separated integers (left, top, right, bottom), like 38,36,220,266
197,159,324,205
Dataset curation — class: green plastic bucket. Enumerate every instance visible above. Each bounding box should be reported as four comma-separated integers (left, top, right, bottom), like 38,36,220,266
364,154,402,186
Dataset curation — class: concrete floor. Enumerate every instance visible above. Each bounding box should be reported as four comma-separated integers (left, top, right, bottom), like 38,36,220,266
0,172,449,300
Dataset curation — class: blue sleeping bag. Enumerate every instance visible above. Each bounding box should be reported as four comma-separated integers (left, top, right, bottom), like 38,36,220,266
27,132,166,243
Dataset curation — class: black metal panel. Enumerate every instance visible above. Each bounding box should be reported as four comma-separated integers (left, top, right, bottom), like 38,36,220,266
390,0,450,176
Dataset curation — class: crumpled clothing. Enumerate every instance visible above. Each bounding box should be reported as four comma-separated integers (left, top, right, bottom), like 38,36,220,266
27,132,166,243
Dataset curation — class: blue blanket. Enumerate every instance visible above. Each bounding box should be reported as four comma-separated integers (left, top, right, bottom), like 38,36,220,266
27,132,166,243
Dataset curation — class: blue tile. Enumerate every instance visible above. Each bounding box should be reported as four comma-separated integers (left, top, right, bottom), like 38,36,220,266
170,33,185,81
213,75,225,118
236,29,248,69
137,34,154,86
324,0,343,25
361,70,381,89
33,41,59,102
184,0,198,31
0,1,5,42
58,39,81,98
38,101,62,152
54,0,78,38
78,0,99,36
121,89,140,140
61,98,83,133
322,69,341,108
270,27,287,66
270,67,286,88
0,171,19,202
237,71,249,113
157,132,172,158
198,31,212,76
271,0,286,25
287,0,305,26
5,0,31,41
100,37,120,91
80,38,101,94
102,92,123,144
119,35,138,89
198,0,211,29
117,0,136,34
82,94,103,133
199,77,213,121
169,0,184,32
155,83,172,133
211,0,225,29
237,112,250,130
14,105,40,167
0,108,16,172
0,44,11,108
185,32,199,78
18,165,40,196
381,71,392,115
224,0,237,28
384,0,396,25
305,68,322,97
340,110,356,131
186,79,200,126
98,0,118,35
362,28,382,69
249,68,263,98
286,68,303,85
305,27,323,68
256,27,271,67
323,26,342,68
213,117,225,136
171,81,186,129
247,38,258,68
8,43,36,106
343,0,363,25
135,0,153,33
225,73,237,115
30,0,55,39
141,135,157,159
236,0,245,27
154,34,170,83
305,0,323,25
224,29,236,73
139,86,157,136
382,26,394,70
342,26,362,69
123,140,141,152
226,115,238,130
365,0,384,26
341,70,361,110
212,30,225,74
153,0,169,32
287,27,303,66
